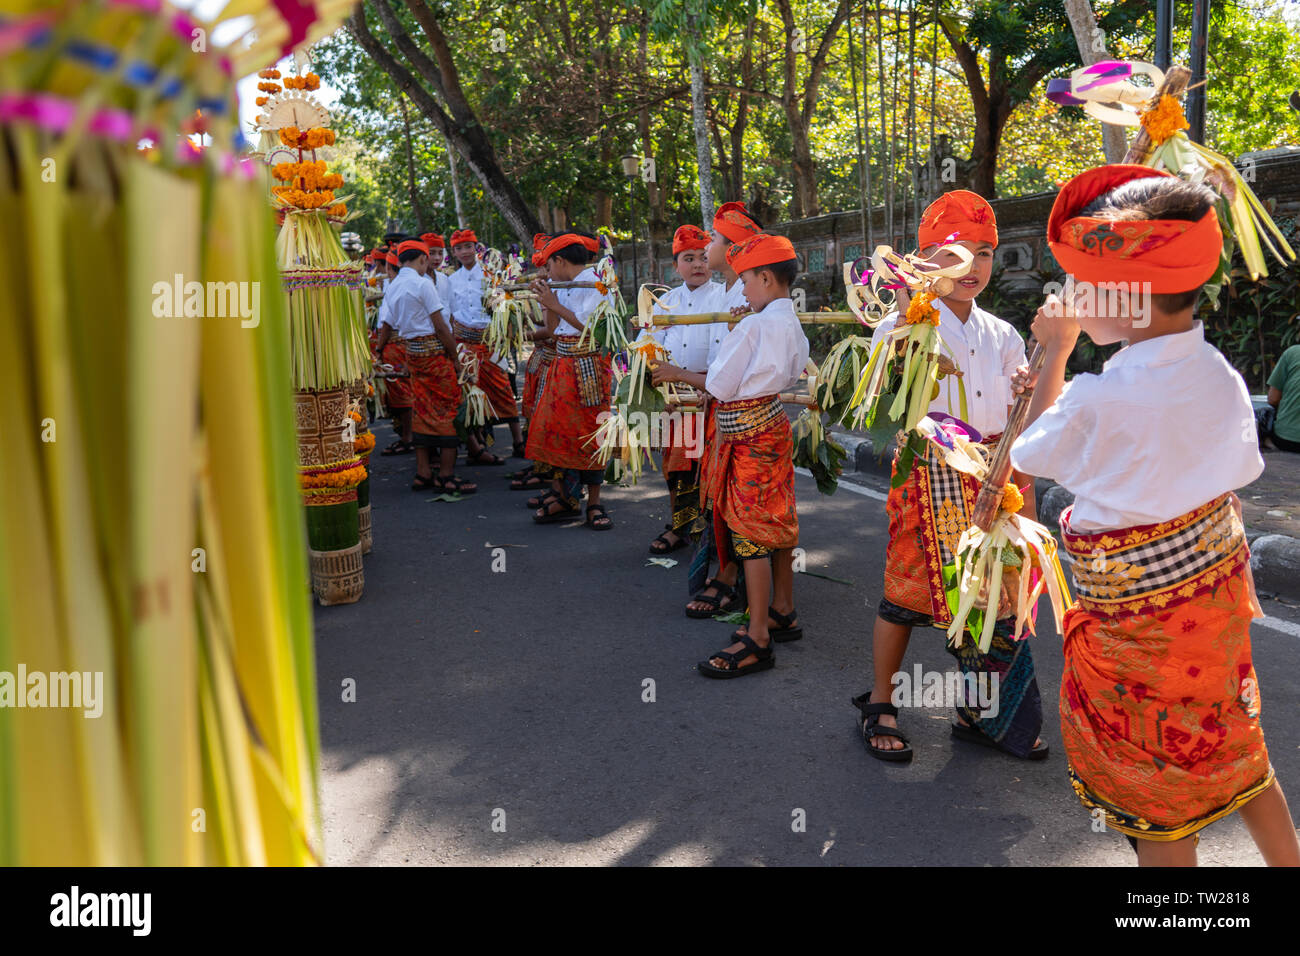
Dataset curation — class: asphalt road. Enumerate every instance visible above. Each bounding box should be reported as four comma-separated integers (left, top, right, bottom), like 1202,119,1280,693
314,421,1300,866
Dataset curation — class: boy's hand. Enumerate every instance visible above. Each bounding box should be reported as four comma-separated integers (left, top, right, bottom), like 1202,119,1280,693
529,278,559,311
650,362,683,386
1030,294,1080,351
1010,364,1039,396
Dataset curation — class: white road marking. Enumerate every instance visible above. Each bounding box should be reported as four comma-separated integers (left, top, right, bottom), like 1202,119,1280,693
795,467,888,501
1256,614,1300,638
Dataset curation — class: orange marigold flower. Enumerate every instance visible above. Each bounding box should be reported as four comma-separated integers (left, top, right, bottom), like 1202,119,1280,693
904,291,940,326
1001,483,1025,514
1140,94,1190,146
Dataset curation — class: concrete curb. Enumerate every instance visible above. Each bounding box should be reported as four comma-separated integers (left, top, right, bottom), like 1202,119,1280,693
828,426,1300,602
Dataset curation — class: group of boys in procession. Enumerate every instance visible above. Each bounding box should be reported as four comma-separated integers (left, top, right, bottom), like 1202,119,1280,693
361,161,1299,867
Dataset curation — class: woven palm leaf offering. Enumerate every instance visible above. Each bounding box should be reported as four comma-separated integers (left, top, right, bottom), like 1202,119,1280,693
574,251,628,354
1046,60,1295,304
482,250,541,354
454,343,493,431
840,244,974,484
911,415,1073,652
587,336,673,485
0,0,366,865
258,52,372,604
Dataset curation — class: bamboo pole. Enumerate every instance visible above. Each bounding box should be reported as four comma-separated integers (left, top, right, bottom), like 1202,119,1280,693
645,311,859,326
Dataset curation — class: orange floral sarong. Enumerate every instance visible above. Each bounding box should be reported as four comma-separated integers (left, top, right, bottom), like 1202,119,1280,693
524,335,611,470
405,336,461,446
455,322,519,420
1058,494,1273,840
380,340,411,408
710,395,798,564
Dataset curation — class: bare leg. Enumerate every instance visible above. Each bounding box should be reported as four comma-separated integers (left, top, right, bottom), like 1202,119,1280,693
868,616,912,752
1238,780,1300,866
706,557,774,670
1135,836,1198,867
438,446,457,478
398,408,412,443
686,558,740,614
508,419,524,448
771,547,795,619
415,446,434,481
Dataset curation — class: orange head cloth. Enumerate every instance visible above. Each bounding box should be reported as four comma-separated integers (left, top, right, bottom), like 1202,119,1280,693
917,189,998,249
1048,164,1223,294
449,229,478,247
384,252,400,267
535,232,600,265
712,201,762,244
726,233,797,274
421,232,445,249
531,233,551,267
672,224,711,255
394,239,430,257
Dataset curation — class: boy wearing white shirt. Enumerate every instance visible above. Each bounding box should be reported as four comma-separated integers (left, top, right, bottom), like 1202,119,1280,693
676,202,767,619
1010,165,1298,866
645,224,726,558
853,190,1044,764
374,249,414,455
654,233,809,678
445,228,526,460
381,239,475,494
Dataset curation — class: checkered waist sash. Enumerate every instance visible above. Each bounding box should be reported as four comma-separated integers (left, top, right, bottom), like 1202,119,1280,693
403,334,445,356
453,320,487,344
554,334,599,358
1060,493,1248,618
716,395,786,442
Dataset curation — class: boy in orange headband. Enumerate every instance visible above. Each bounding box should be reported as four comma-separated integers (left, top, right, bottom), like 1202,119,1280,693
374,246,414,455
446,227,527,463
679,202,768,617
643,224,726,558
1010,165,1299,866
378,239,476,494
513,232,559,497
853,189,1044,763
525,231,617,529
654,233,809,677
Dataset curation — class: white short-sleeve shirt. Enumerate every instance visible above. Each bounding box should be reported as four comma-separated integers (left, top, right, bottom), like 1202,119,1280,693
705,296,810,403
386,266,445,339
1011,322,1263,531
648,280,727,373
446,262,487,327
554,266,611,336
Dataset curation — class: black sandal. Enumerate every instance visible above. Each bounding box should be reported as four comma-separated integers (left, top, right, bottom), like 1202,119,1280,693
768,606,803,643
467,451,506,466
527,488,560,509
411,474,438,491
382,438,413,456
685,577,744,619
648,525,686,554
513,472,547,492
433,475,477,495
851,692,913,763
697,633,775,679
951,721,1050,760
586,504,613,531
533,496,580,523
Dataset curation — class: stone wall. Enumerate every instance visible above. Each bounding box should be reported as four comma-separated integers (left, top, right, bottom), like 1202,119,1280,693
615,149,1300,308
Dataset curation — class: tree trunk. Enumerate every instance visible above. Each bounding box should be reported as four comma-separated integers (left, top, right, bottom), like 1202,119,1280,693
688,44,715,228
445,133,465,228
349,3,540,244
1063,0,1128,162
400,97,428,231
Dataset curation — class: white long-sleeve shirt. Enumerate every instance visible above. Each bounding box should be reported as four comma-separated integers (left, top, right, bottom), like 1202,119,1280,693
646,280,727,373
1011,321,1263,531
705,296,809,403
446,261,487,327
869,297,1026,439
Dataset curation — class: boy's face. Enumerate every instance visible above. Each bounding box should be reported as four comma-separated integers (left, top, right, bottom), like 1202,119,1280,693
923,240,994,303
740,266,785,311
452,242,477,268
1068,279,1153,345
706,230,730,272
428,247,445,269
675,249,710,287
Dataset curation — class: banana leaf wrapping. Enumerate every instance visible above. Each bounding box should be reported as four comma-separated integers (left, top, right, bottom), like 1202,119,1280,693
0,0,360,865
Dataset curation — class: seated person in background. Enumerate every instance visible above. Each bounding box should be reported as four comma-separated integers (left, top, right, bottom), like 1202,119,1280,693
1267,342,1300,452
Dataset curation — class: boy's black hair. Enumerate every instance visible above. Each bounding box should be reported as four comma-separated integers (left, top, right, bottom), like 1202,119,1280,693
383,232,406,245
553,230,598,265
397,248,424,264
757,257,799,289
1079,177,1217,313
